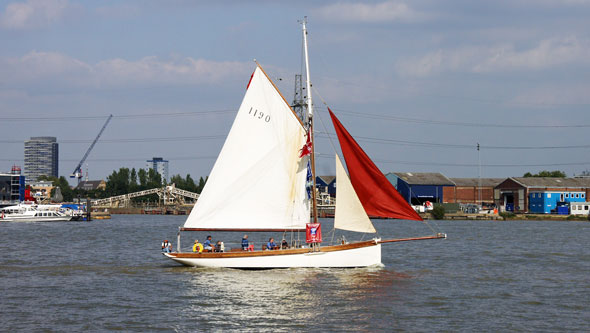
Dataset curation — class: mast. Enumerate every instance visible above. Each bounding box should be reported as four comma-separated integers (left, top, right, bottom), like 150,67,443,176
302,17,319,224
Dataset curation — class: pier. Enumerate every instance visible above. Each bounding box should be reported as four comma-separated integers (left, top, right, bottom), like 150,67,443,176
91,184,199,215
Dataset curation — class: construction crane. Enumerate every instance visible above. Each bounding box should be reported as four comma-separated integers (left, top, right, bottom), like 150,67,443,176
70,114,113,183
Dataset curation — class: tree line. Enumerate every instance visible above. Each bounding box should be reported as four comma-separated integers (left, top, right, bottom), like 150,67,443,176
37,168,207,202
523,170,566,178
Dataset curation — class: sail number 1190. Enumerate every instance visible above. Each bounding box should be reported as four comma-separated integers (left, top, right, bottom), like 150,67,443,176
249,107,271,122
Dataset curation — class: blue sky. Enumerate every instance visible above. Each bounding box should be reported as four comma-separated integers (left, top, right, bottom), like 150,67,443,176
1,0,589,184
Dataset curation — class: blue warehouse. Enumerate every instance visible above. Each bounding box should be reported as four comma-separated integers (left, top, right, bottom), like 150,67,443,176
388,172,455,205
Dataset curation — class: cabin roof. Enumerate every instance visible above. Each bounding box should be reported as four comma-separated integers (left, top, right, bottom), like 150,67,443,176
450,178,504,187
76,180,105,190
510,177,590,188
317,175,336,184
394,172,455,186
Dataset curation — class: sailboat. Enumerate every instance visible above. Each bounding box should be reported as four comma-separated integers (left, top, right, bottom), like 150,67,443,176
163,19,445,268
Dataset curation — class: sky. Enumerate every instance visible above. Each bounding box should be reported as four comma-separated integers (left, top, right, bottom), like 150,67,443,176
1,0,589,186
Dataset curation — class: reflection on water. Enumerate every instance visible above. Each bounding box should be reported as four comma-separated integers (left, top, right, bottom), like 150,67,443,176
173,266,416,330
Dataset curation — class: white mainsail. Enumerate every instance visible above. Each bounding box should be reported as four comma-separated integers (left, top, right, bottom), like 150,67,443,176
184,66,310,230
334,154,376,233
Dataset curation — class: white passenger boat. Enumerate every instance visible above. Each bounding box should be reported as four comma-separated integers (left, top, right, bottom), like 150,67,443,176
0,203,73,222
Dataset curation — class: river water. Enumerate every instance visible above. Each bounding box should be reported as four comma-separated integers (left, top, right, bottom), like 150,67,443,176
1,215,589,332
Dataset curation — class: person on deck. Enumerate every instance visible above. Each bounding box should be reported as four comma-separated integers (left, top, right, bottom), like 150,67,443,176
215,241,224,252
161,240,170,252
192,240,203,253
281,239,289,249
203,235,213,251
267,238,277,250
242,235,249,250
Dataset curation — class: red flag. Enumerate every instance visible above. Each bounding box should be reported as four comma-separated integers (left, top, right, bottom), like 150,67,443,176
299,131,312,158
306,223,322,243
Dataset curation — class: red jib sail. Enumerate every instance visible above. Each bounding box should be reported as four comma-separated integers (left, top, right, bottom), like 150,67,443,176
328,108,423,221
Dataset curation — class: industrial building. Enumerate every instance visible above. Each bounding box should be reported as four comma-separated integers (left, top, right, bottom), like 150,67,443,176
494,177,590,213
24,136,58,184
0,166,26,205
146,157,169,184
388,172,455,205
445,178,504,205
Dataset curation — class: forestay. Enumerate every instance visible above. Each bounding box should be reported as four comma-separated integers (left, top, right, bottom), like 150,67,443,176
184,66,310,230
334,154,376,233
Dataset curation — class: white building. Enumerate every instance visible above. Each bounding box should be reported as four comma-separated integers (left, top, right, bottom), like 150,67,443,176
146,157,169,184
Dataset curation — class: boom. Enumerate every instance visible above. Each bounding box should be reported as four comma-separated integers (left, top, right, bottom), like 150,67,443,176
71,114,113,181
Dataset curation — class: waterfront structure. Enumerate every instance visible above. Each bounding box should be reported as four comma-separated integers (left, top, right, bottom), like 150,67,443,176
445,178,504,205
390,172,455,205
0,166,25,205
76,180,106,191
24,136,58,184
146,157,169,184
494,177,590,213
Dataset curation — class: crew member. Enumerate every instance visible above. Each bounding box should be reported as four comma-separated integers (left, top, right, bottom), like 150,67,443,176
267,238,277,250
203,235,213,251
192,239,203,253
241,235,249,250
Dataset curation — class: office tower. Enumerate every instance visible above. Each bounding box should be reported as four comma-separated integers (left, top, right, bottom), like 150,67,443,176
146,157,169,184
24,136,59,184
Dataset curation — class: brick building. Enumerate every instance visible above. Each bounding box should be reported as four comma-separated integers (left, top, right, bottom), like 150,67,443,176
444,178,504,205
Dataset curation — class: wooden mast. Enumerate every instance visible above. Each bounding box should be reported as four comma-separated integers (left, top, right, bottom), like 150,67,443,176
302,17,319,225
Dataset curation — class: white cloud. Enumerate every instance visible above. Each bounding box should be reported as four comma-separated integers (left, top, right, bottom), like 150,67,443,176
0,0,71,30
397,37,590,77
315,1,426,23
0,51,253,89
94,56,252,86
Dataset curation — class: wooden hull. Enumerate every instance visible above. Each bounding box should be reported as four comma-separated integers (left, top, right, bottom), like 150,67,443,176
163,239,381,268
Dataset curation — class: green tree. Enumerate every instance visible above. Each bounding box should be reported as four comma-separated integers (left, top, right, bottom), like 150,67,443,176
105,168,131,196
138,168,147,188
169,174,203,193
185,174,197,192
129,168,138,192
197,176,207,193
523,170,566,178
146,168,162,188
430,205,445,220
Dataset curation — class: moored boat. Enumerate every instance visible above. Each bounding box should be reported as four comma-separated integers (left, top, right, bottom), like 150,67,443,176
0,202,73,222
